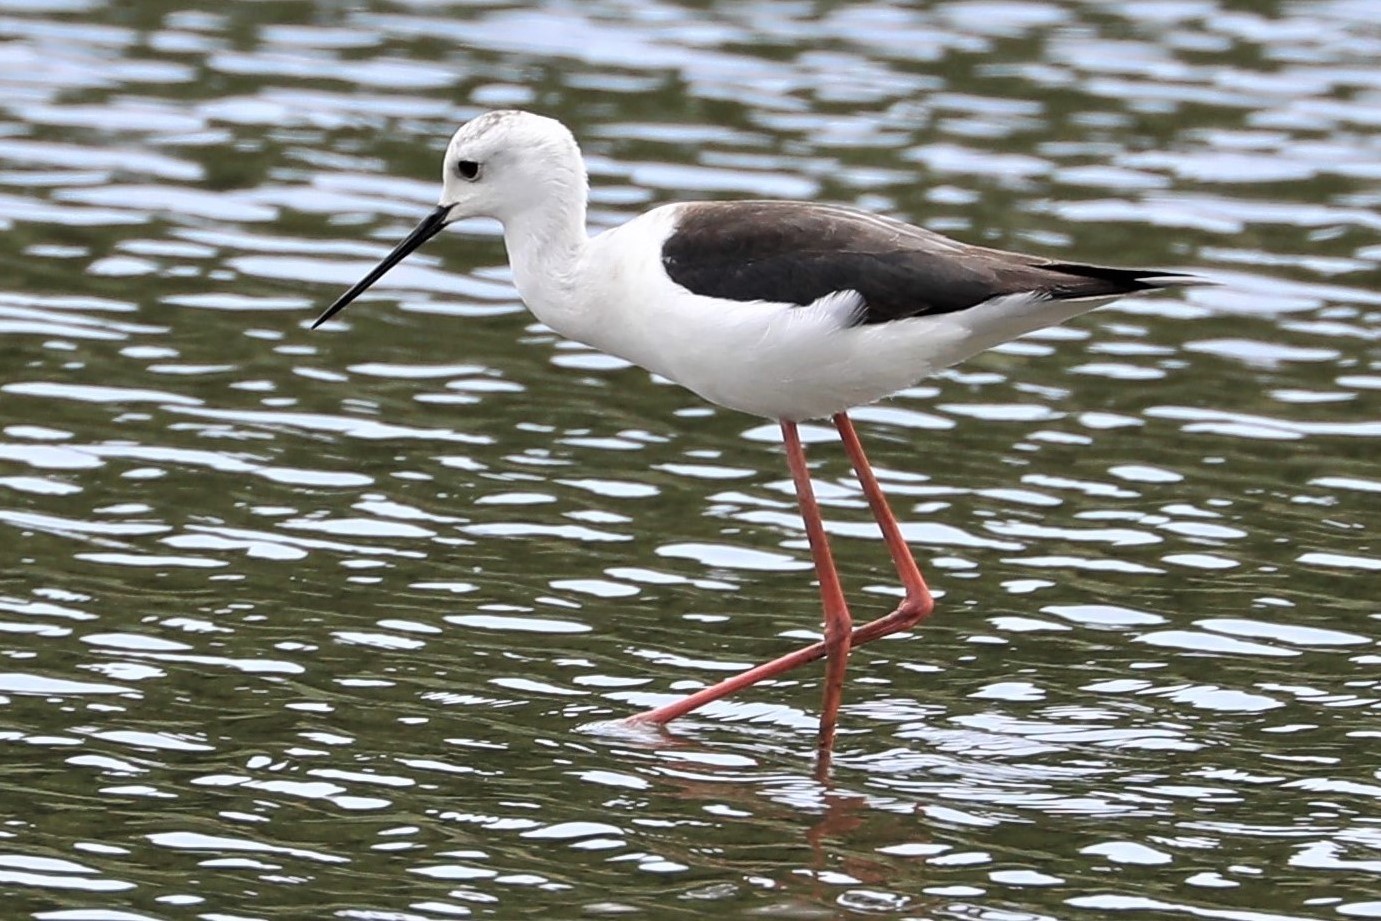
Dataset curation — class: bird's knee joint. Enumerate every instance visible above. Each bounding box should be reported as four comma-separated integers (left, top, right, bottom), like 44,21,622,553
900,594,934,623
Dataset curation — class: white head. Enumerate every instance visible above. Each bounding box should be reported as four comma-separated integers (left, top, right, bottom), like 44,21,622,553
312,110,587,329
438,110,587,225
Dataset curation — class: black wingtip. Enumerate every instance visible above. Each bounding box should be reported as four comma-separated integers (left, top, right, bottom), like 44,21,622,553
1043,263,1212,294
1135,272,1216,290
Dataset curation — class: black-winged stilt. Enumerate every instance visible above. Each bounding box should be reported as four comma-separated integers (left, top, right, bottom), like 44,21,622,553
312,110,1204,772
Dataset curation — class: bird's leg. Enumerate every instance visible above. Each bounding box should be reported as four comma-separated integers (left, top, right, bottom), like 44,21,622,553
626,419,937,753
627,421,854,764
780,419,854,767
831,412,935,631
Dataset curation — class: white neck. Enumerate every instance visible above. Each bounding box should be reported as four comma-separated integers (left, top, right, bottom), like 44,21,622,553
501,178,590,338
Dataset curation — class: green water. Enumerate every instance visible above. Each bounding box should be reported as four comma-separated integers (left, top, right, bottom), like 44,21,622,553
1,0,1378,917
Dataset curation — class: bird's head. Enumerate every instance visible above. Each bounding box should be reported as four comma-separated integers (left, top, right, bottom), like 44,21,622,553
311,110,584,329
439,110,583,224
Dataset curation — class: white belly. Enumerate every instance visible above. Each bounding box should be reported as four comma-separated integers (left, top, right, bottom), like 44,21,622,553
639,292,968,420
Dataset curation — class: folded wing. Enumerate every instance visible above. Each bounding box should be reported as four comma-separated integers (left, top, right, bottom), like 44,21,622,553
661,201,1204,325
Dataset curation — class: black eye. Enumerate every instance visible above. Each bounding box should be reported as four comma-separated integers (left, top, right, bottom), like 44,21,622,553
457,160,481,181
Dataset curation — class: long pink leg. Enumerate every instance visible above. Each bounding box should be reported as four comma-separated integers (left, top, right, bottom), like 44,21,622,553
778,420,853,764
833,412,934,619
630,422,852,739
628,414,934,733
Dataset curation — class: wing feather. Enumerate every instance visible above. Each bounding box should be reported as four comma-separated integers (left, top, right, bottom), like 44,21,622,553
661,201,1203,325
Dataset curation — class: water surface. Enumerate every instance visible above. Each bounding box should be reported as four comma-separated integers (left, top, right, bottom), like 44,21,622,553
1,0,1379,917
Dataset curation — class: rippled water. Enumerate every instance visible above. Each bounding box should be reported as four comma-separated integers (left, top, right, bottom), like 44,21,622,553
2,0,1379,917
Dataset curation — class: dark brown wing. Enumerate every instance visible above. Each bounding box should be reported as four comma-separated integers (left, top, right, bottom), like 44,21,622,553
661,201,1201,325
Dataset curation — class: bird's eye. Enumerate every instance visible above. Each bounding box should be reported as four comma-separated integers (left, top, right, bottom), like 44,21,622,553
457,160,481,181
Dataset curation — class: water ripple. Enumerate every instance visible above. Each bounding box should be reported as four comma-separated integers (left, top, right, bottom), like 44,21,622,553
0,0,1377,917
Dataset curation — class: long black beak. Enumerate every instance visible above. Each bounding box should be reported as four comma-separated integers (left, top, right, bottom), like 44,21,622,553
310,204,452,329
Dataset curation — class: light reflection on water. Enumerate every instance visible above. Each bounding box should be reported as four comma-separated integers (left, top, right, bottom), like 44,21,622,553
1,0,1379,917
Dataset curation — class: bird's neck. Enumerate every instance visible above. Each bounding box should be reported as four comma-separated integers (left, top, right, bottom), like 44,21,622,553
502,186,590,335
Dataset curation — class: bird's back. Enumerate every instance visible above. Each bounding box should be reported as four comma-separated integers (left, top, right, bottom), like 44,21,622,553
659,200,1202,327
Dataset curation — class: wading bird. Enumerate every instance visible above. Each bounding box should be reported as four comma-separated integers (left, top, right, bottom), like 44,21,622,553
313,110,1203,773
